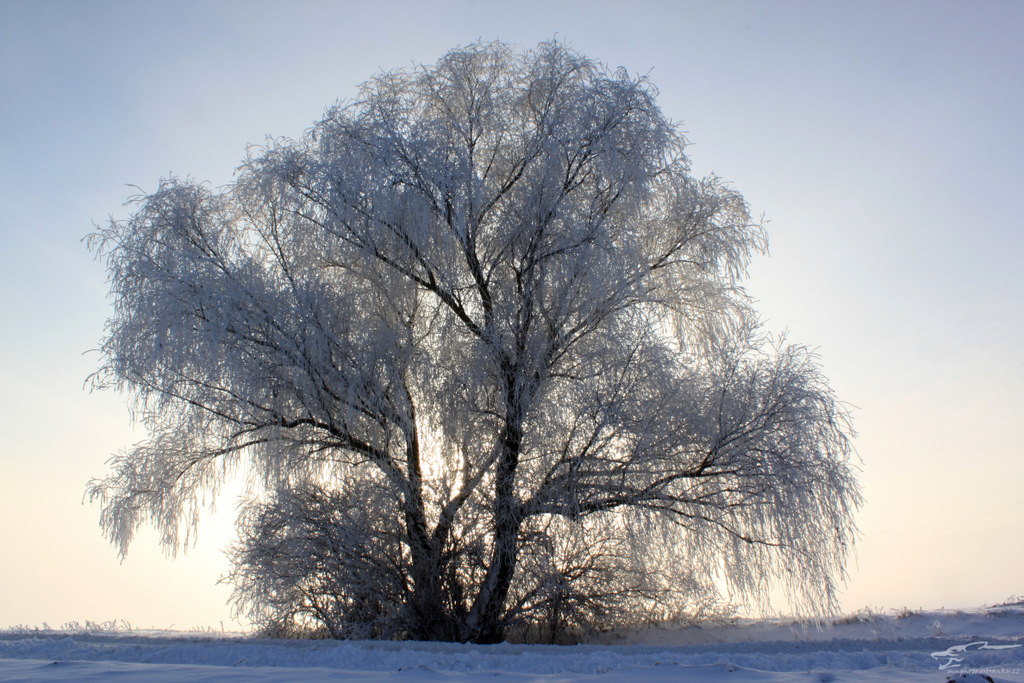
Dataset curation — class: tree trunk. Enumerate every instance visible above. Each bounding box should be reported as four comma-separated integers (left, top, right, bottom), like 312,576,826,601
465,404,525,643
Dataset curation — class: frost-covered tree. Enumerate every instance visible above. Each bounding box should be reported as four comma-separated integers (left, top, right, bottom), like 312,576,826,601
87,40,860,643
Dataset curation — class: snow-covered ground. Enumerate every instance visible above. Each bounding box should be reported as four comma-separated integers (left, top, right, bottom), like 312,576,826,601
2,605,1022,682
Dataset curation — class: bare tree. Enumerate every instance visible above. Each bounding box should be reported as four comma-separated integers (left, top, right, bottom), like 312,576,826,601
87,40,860,643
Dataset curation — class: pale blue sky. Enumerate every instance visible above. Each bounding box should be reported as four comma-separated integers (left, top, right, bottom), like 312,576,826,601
1,0,1021,629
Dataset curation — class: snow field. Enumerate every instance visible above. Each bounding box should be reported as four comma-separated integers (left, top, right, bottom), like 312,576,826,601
1,606,1022,681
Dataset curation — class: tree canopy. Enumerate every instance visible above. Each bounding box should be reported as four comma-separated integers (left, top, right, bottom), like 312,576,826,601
87,40,860,643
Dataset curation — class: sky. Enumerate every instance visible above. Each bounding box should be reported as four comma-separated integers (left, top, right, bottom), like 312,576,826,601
0,0,1021,630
